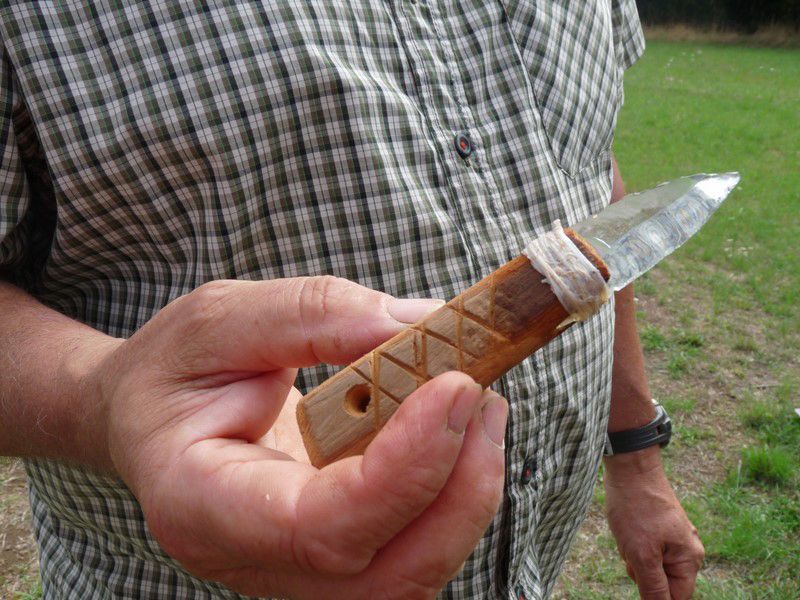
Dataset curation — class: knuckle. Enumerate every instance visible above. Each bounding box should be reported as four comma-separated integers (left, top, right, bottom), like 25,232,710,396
164,280,240,366
297,276,350,359
299,275,345,318
131,280,240,375
642,587,670,600
295,534,371,577
377,461,445,515
182,280,238,329
369,428,456,510
695,543,706,564
191,279,238,304
632,549,663,571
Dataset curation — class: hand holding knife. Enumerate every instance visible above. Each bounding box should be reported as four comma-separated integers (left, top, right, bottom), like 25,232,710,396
297,173,740,467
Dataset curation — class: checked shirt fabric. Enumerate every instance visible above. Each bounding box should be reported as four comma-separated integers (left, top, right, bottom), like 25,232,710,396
0,1,643,599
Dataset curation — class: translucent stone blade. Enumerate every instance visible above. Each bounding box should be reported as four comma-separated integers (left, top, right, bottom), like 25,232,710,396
570,173,740,291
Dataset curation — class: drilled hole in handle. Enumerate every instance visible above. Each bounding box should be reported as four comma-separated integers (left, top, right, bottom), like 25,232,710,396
344,384,372,417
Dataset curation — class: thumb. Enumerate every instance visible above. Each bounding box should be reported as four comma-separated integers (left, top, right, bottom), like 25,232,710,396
163,277,444,372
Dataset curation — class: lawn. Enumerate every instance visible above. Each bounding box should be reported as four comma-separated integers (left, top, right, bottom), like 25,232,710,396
557,40,800,599
2,39,798,600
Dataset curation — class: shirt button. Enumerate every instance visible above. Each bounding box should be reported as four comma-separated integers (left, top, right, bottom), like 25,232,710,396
520,458,536,484
454,131,473,158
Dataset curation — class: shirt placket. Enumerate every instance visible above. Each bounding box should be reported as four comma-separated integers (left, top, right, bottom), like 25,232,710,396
391,2,546,596
390,0,518,277
503,361,548,596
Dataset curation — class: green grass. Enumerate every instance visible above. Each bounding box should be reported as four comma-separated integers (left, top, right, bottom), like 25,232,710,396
614,41,800,335
634,272,658,296
640,325,668,351
638,324,706,377
562,39,800,599
660,395,697,414
740,446,794,486
620,39,800,593
744,379,799,428
11,578,41,600
677,425,715,447
660,346,798,595
688,482,799,583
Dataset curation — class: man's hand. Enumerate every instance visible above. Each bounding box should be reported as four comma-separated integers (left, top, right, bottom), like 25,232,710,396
604,448,704,600
90,277,507,599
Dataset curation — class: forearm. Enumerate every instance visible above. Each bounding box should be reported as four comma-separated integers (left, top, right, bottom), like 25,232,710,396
605,158,659,472
604,260,705,597
0,281,121,470
608,284,654,432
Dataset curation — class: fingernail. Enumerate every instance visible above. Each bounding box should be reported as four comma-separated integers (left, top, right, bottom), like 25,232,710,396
447,382,483,434
387,297,446,324
481,391,508,448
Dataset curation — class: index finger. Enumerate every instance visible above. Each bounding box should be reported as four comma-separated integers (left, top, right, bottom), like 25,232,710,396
169,277,442,372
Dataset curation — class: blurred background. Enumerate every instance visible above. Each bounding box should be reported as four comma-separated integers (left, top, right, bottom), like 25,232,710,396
638,0,799,38
1,2,798,599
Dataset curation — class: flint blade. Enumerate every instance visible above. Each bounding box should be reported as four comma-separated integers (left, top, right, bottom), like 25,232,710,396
570,172,740,291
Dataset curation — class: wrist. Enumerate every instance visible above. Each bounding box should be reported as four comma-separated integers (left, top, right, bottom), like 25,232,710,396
0,283,123,470
61,334,125,472
604,445,663,480
607,391,656,432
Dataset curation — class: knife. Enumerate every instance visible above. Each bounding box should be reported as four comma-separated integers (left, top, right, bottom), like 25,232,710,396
296,172,741,467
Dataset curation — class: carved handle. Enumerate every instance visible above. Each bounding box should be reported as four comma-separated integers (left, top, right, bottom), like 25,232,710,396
297,230,609,467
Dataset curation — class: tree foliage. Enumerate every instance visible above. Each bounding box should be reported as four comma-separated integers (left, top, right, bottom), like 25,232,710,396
636,0,800,33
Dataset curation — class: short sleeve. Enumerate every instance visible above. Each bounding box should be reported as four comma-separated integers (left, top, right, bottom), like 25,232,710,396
611,0,646,72
0,44,34,284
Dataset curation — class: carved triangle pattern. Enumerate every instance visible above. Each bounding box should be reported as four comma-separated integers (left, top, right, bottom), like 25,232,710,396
359,276,511,402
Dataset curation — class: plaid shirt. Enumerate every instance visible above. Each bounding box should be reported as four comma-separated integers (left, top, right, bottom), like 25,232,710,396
0,1,643,598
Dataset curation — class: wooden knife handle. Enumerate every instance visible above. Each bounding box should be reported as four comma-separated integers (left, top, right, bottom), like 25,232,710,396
297,229,609,467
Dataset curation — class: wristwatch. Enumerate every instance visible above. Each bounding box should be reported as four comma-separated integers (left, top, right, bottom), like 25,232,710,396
603,401,672,457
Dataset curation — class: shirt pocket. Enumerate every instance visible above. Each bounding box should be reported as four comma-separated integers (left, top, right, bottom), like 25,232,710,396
502,0,623,177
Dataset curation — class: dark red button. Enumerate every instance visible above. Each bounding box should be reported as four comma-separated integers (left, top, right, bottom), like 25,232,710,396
521,458,536,484
454,132,473,158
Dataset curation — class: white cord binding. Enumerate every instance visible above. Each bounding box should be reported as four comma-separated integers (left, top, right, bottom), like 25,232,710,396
521,220,611,328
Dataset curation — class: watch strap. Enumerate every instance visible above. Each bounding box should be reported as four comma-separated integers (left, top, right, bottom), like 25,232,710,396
604,402,672,457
